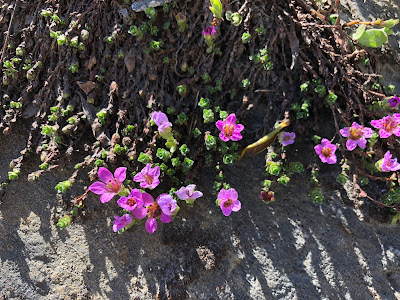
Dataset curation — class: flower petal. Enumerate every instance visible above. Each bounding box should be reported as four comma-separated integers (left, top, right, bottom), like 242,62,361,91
114,167,127,182
325,155,337,164
129,188,142,199
145,218,157,234
191,191,203,199
115,214,133,230
133,173,145,182
392,127,400,137
339,127,350,137
151,165,160,177
234,124,244,132
158,122,172,133
314,144,323,156
227,188,238,201
362,127,373,138
160,213,172,223
230,131,243,141
98,167,113,183
140,181,151,189
384,151,392,160
175,187,189,200
320,139,331,147
100,192,115,203
226,113,236,124
142,192,154,207
218,189,229,201
132,207,147,219
117,197,130,210
357,138,367,149
216,120,225,131
149,178,160,189
219,132,229,142
346,139,357,151
186,184,196,194
220,204,232,216
152,111,169,127
370,119,383,129
232,200,241,212
379,129,392,138
88,182,108,194
158,195,177,215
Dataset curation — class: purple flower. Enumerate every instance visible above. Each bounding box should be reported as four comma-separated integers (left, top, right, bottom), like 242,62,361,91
381,151,400,172
157,194,178,216
217,188,241,216
314,139,337,164
339,122,373,151
370,114,400,138
88,167,126,203
175,184,203,204
113,214,133,232
133,164,160,189
152,111,172,134
260,190,274,203
216,113,244,142
176,12,186,22
388,96,400,108
202,26,216,36
117,189,154,219
279,132,296,146
144,194,178,234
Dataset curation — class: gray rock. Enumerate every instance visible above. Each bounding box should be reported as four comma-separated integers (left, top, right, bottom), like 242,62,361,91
131,0,173,12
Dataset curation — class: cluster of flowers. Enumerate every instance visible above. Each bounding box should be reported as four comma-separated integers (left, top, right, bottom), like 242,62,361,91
89,166,206,233
88,111,245,233
315,102,400,172
89,167,242,233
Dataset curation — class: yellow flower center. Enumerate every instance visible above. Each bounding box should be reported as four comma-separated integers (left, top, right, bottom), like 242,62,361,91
106,179,121,193
148,203,161,218
223,124,234,137
349,127,363,140
145,175,153,185
322,147,332,158
383,118,398,133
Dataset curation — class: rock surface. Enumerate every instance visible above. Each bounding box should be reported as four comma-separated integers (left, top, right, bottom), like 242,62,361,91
1,0,400,299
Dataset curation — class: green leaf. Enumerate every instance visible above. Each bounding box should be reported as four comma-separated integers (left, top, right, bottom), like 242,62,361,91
384,19,399,29
209,0,222,19
357,29,388,48
384,27,394,36
352,24,366,40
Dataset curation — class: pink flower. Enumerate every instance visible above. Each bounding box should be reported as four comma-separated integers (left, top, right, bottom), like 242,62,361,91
388,96,400,108
217,188,241,216
314,139,337,164
175,184,203,204
216,113,244,142
113,214,133,232
381,151,400,172
370,114,400,138
134,164,160,189
279,132,296,146
152,111,172,134
88,167,126,203
117,189,154,219
339,122,373,151
144,194,178,234
202,26,215,36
